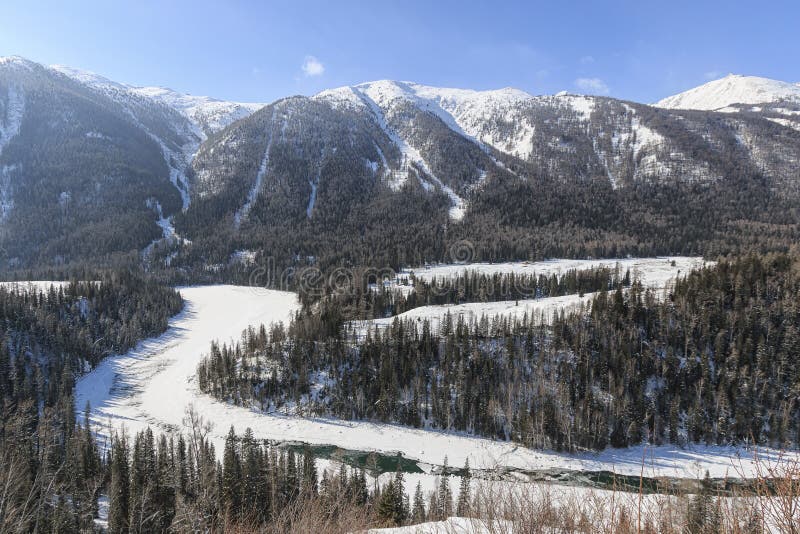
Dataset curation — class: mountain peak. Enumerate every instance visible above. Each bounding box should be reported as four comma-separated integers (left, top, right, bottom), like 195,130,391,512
0,55,28,63
45,61,264,135
49,63,129,91
0,55,37,71
317,80,535,111
656,74,800,111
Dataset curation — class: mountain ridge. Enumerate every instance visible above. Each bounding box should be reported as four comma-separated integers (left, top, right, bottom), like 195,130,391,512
2,55,800,273
7,55,800,118
47,63,265,137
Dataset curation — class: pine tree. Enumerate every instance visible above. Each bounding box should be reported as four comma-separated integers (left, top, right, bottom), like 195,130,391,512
175,434,188,496
285,449,299,502
412,481,426,523
376,479,397,525
350,468,368,505
241,428,261,521
456,458,471,516
687,471,718,534
221,426,242,519
301,445,318,497
392,461,407,525
155,433,176,531
427,487,439,522
436,457,453,520
108,433,130,534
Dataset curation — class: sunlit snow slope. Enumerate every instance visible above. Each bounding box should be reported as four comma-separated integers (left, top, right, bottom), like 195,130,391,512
656,74,800,111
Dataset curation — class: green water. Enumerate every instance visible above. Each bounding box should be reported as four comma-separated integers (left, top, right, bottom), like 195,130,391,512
269,440,759,496
274,441,425,474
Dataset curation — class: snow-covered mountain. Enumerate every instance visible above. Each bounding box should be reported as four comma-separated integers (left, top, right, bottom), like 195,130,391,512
128,85,264,138
3,56,800,271
656,74,800,137
656,74,800,111
183,74,800,268
50,64,200,210
48,63,266,222
0,55,190,266
49,64,265,138
311,79,794,193
317,81,536,160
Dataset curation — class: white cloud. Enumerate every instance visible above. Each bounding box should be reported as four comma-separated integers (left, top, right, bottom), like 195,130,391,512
579,55,595,65
575,77,610,95
704,70,722,80
302,55,325,77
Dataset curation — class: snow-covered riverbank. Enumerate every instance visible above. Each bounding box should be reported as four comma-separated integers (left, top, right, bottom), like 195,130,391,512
76,285,300,447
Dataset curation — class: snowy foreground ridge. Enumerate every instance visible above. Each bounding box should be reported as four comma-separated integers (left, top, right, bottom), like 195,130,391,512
73,272,799,490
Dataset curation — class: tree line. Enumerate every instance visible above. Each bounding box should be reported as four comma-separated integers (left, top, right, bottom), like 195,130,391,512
104,411,470,532
346,264,630,320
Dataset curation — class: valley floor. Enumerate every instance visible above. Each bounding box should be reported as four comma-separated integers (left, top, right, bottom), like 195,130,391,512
73,278,799,499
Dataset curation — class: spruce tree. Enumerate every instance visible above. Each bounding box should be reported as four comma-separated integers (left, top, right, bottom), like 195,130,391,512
412,481,426,523
376,479,399,526
456,458,471,517
301,445,318,497
392,462,407,525
436,457,453,520
221,426,242,519
108,434,130,534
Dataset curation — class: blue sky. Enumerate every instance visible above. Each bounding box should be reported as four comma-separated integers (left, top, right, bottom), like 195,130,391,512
2,0,798,104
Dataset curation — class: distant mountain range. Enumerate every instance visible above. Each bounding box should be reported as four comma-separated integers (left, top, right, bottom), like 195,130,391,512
1,56,799,273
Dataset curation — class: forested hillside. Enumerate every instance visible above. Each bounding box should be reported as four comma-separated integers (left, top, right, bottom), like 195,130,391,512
0,274,182,531
162,79,800,280
0,58,194,269
198,255,800,451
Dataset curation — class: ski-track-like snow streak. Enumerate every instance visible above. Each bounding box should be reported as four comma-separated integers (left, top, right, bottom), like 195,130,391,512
0,84,24,157
144,124,193,211
353,87,466,220
306,177,318,218
234,110,276,228
0,85,25,221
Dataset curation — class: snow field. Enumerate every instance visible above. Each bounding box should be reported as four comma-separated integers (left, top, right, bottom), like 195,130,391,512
359,292,596,333
399,256,706,286
359,257,708,333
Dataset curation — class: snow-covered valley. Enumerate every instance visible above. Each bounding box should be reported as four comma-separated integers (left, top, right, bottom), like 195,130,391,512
72,262,798,499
